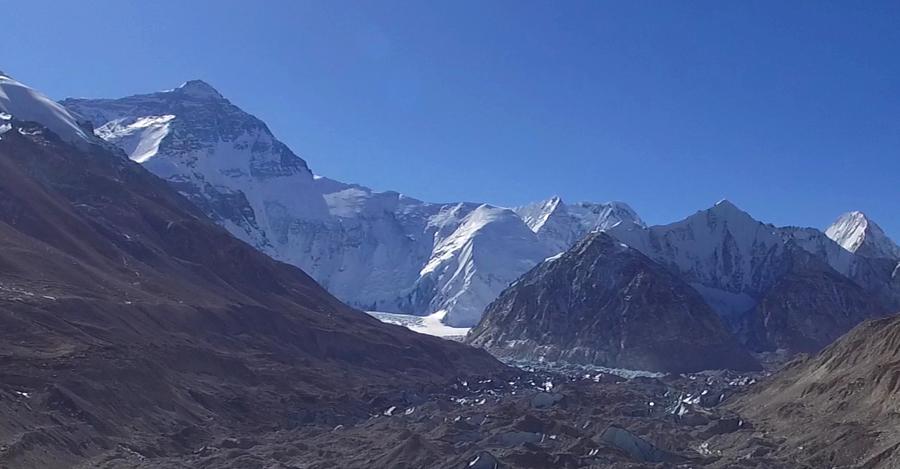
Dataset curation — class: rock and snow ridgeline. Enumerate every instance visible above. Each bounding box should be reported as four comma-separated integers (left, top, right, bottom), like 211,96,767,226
3,74,897,333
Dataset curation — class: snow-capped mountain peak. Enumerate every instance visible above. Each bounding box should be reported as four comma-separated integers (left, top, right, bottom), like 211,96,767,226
0,72,94,144
826,211,900,260
708,198,754,219
714,198,736,208
174,79,224,100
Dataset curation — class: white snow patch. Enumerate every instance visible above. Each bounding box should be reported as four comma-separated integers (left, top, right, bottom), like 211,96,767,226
543,252,565,263
367,310,471,338
95,115,175,163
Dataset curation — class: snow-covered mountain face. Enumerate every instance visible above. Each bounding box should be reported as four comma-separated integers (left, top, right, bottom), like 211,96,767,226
411,204,555,326
606,200,787,317
606,200,897,313
62,82,635,327
515,196,645,253
826,211,900,260
0,72,96,145
63,81,327,255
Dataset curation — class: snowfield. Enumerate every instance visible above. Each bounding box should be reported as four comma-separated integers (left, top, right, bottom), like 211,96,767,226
366,310,470,338
0,73,93,144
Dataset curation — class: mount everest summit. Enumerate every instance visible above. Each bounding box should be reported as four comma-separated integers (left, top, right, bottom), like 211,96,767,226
62,81,643,327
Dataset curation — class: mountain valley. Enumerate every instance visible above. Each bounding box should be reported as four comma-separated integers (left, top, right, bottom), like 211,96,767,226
1,70,899,468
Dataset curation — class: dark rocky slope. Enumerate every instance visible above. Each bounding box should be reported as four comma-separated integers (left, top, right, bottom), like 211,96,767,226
727,313,900,469
0,122,505,468
466,232,759,372
736,245,887,353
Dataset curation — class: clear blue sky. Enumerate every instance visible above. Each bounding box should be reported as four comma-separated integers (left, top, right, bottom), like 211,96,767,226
3,0,898,238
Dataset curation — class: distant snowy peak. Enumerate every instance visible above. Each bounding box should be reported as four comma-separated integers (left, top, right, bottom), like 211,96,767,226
569,200,646,235
515,196,644,253
518,196,644,232
603,199,899,330
517,196,564,232
0,72,94,144
826,211,900,260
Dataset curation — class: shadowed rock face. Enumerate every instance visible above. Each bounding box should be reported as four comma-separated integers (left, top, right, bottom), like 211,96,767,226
0,122,506,468
735,245,887,353
467,232,760,373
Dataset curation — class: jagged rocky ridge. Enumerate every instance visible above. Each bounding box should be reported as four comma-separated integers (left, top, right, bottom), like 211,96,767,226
603,200,896,353
62,82,643,327
468,199,897,368
467,232,760,372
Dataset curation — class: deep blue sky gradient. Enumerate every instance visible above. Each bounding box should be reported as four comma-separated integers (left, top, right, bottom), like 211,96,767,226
3,1,898,237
